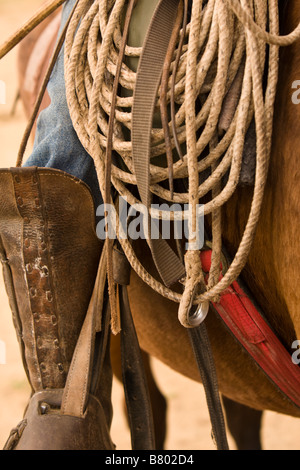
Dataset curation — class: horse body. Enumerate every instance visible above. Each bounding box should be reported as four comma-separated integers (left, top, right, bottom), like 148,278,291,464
127,0,300,418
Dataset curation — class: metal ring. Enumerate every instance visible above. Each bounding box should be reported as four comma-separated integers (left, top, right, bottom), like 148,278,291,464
188,300,210,327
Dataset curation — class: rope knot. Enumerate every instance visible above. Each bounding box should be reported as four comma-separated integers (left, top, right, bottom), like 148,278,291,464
178,250,206,328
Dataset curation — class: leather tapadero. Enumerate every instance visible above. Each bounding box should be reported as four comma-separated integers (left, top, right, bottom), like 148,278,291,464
0,167,117,450
12,389,114,450
0,167,102,391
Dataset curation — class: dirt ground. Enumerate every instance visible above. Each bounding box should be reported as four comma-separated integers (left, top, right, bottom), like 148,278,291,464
0,0,299,451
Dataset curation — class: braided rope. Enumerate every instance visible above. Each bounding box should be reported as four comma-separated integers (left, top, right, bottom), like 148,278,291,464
62,0,299,325
1,0,298,326
62,0,300,325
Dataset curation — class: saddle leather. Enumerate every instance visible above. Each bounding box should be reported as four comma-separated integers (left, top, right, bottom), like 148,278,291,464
113,247,156,449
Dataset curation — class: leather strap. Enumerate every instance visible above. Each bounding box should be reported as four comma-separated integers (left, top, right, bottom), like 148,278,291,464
11,167,66,389
119,284,156,450
132,0,185,288
113,247,155,449
188,325,229,450
61,246,107,417
0,0,67,60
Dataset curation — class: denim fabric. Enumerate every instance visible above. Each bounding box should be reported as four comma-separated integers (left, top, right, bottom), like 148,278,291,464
24,0,102,207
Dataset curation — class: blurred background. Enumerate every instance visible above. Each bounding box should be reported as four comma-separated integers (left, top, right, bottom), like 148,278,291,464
0,0,299,450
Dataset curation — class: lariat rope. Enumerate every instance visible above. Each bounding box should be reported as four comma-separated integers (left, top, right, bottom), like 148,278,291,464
63,0,300,329
1,0,300,330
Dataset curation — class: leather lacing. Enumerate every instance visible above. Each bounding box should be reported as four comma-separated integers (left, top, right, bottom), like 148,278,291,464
3,420,27,451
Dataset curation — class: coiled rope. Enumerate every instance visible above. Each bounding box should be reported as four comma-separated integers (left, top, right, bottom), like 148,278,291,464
63,0,300,329
1,0,300,329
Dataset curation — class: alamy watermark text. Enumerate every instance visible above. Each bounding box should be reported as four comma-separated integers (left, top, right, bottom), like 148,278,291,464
96,198,204,250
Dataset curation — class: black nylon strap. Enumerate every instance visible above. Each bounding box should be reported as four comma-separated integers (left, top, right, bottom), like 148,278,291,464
132,0,185,288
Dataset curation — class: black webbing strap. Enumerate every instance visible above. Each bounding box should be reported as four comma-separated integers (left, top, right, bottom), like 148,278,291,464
131,0,185,288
